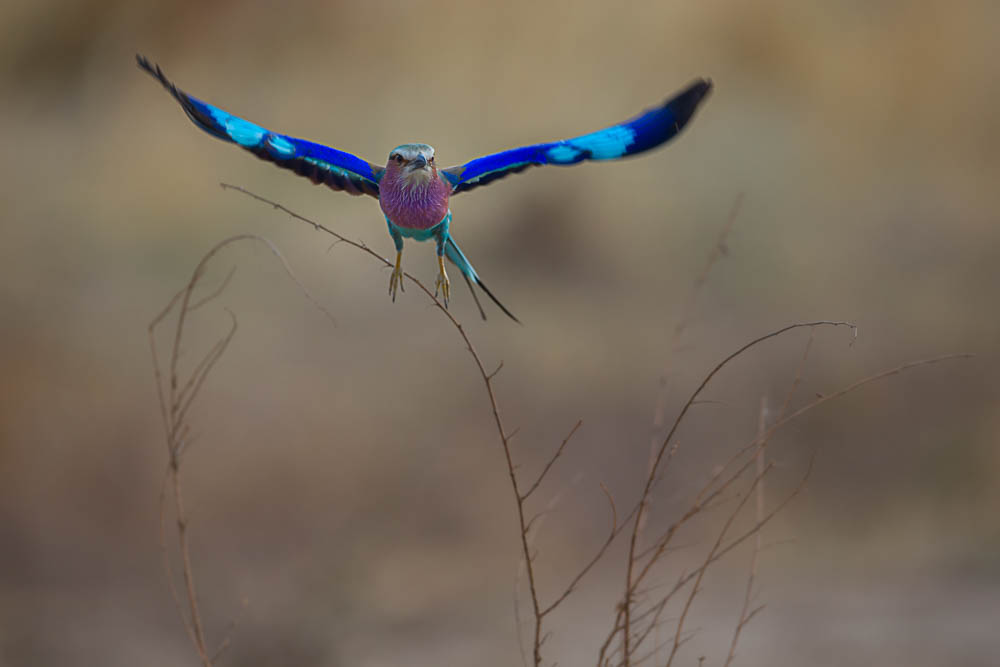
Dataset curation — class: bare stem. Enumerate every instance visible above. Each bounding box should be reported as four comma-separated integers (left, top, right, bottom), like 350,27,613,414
621,320,855,663
639,194,743,554
522,420,583,501
723,396,769,667
150,233,331,666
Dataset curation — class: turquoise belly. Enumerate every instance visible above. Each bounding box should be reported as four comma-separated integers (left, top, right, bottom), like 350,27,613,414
387,210,451,242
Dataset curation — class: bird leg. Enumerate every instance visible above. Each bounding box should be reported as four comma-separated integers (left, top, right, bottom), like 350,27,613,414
388,251,405,301
435,255,451,307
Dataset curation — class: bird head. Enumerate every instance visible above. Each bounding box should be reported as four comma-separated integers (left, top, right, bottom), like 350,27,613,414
385,143,436,183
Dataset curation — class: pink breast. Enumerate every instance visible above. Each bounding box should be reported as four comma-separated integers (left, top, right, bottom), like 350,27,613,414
380,173,451,230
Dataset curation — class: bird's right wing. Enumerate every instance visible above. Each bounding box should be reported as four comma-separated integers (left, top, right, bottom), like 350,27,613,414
137,55,383,197
442,79,712,195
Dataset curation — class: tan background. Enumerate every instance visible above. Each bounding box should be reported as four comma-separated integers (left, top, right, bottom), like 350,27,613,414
1,1,998,665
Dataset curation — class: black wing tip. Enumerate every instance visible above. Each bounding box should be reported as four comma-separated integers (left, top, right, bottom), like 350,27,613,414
135,54,186,103
135,53,165,84
473,276,522,325
666,77,714,127
682,77,714,102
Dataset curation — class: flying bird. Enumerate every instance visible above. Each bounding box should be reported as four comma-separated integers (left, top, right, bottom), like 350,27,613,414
136,55,712,322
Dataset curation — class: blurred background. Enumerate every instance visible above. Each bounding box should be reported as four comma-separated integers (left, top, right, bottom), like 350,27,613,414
1,1,998,665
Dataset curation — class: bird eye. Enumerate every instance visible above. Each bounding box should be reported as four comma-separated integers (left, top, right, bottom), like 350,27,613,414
393,154,403,163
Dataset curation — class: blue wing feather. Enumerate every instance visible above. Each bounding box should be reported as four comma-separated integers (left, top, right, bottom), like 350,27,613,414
137,55,382,197
442,79,712,194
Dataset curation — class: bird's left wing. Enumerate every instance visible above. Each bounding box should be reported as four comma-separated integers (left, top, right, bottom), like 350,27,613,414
137,55,382,197
442,79,712,195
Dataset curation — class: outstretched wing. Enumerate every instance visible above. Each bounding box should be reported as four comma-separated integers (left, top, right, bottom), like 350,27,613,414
442,79,712,195
137,55,382,197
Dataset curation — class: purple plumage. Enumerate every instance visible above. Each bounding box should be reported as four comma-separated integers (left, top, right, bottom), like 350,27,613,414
379,157,451,230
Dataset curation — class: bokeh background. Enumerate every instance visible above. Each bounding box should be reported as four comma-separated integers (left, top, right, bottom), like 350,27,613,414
2,1,998,665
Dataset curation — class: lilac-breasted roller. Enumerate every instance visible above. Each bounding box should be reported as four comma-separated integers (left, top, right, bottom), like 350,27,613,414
137,55,712,322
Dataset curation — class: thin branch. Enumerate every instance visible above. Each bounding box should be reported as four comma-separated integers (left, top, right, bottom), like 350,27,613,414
661,454,817,615
513,567,531,667
150,232,335,666
541,482,619,616
642,198,742,501
211,596,250,662
776,330,814,421
638,194,743,573
764,353,971,442
189,265,238,311
723,396,769,667
635,353,971,590
522,420,584,501
617,331,968,666
631,448,757,593
173,312,237,428
671,194,742,353
699,352,973,507
621,320,856,662
172,466,211,666
665,463,769,667
170,311,237,449
718,329,814,666
607,460,808,665
635,333,813,575
158,466,199,651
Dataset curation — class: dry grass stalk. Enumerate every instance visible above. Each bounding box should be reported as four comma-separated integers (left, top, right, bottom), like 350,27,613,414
149,234,330,665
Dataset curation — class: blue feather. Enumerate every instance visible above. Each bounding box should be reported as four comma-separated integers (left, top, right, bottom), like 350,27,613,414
443,79,712,194
137,55,382,197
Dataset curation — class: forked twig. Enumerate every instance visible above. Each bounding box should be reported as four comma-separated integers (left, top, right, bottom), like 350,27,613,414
522,420,584,501
608,318,968,666
150,233,332,666
665,461,769,667
620,320,856,663
723,329,814,666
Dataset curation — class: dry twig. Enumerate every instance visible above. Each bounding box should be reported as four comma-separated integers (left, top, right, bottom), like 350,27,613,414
150,234,331,666
722,396,768,667
602,315,968,666
640,194,743,543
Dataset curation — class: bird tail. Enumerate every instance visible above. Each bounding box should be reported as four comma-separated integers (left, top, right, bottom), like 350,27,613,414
444,237,521,324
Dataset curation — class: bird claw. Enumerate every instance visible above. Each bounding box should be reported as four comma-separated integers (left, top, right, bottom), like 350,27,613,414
435,264,451,308
388,253,405,302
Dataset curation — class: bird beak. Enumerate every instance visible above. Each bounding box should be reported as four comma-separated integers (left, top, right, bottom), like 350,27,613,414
410,155,428,170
